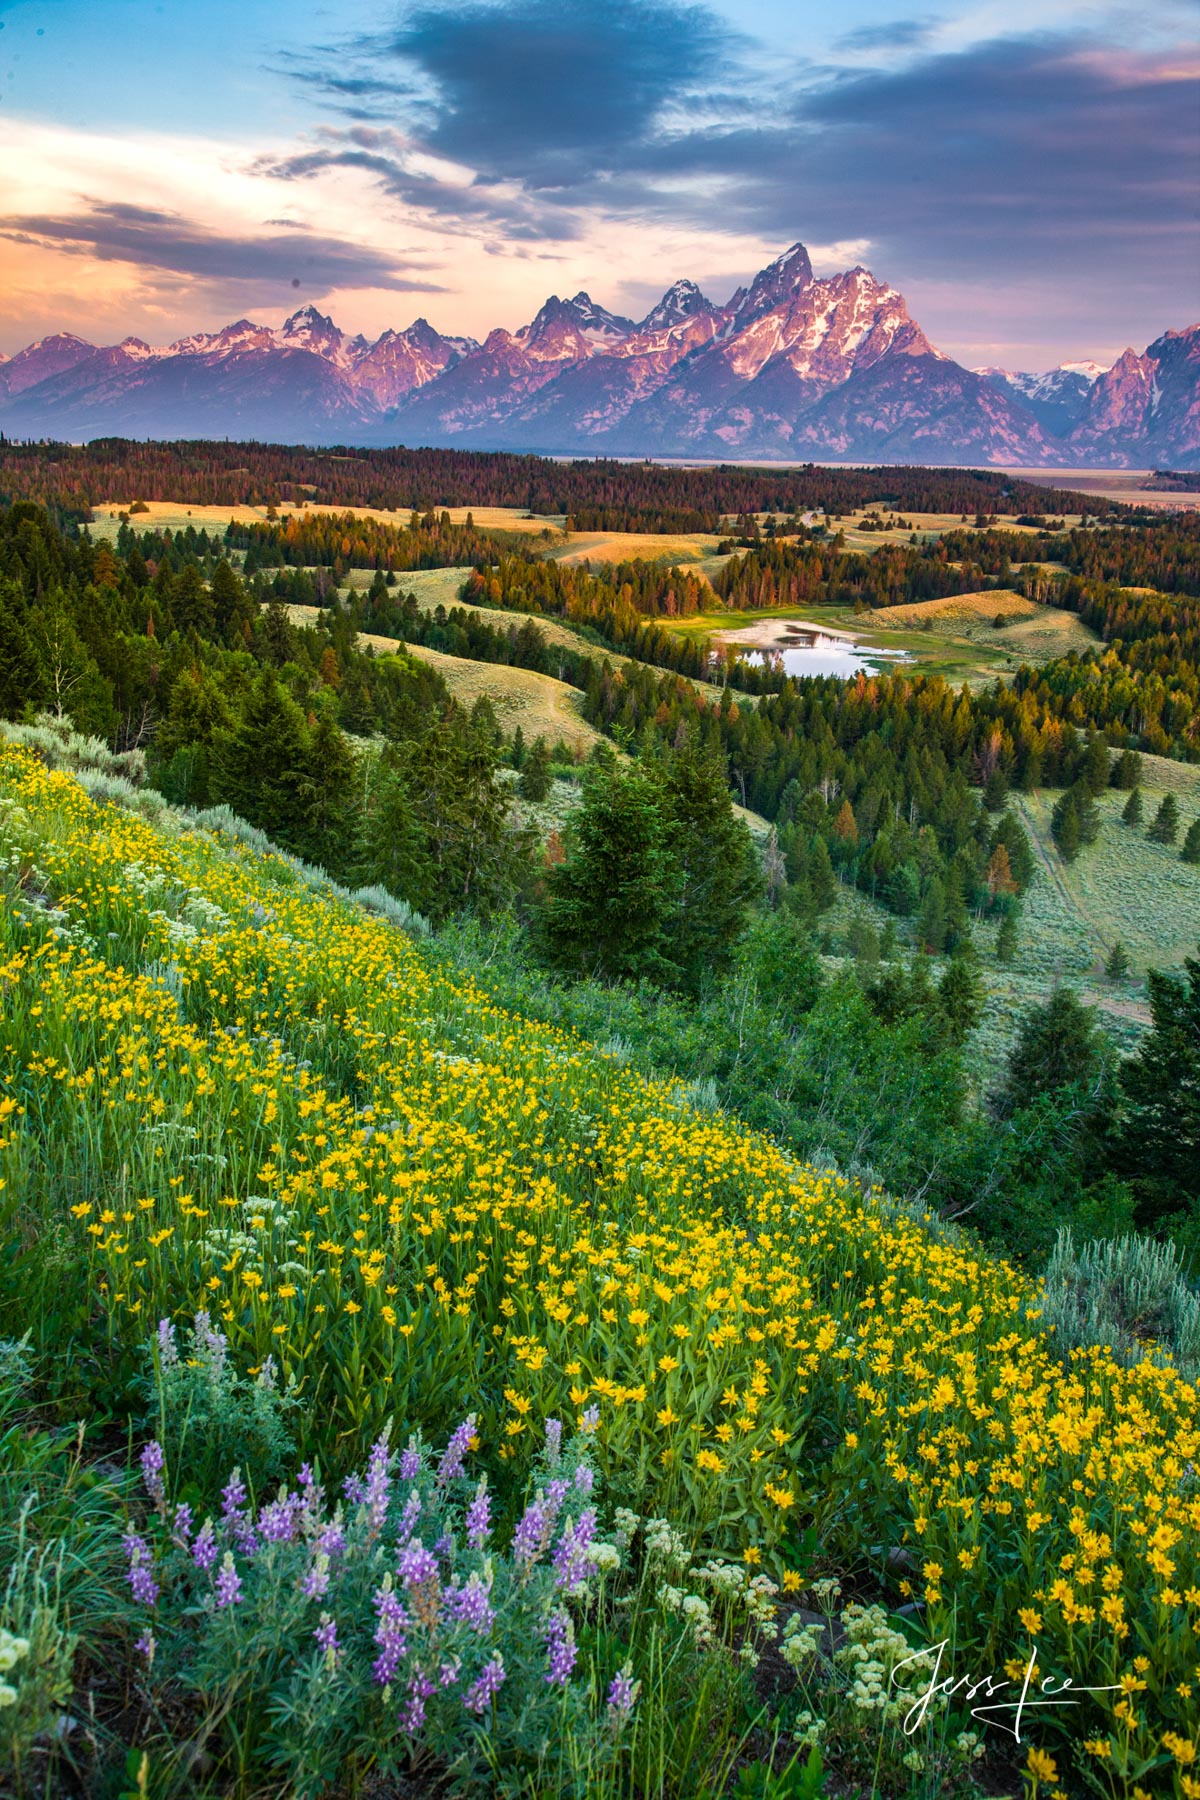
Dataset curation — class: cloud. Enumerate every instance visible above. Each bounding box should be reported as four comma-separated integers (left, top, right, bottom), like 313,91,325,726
834,18,937,52
0,200,444,296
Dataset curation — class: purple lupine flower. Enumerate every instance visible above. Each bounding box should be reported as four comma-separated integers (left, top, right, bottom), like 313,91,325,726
314,1613,340,1666
463,1655,506,1714
156,1318,179,1368
135,1631,156,1667
259,1493,302,1545
172,1501,194,1546
317,1519,346,1560
446,1572,494,1636
433,1533,453,1559
607,1665,637,1721
122,1531,159,1607
343,1472,367,1505
397,1490,422,1540
398,1540,439,1589
372,1584,410,1685
140,1440,166,1506
544,1612,577,1686
192,1518,218,1573
573,1464,595,1497
364,1432,392,1530
439,1657,460,1688
222,1469,248,1522
194,1310,227,1373
296,1463,324,1519
543,1418,563,1466
399,1669,435,1735
437,1414,477,1485
399,1442,421,1480
553,1509,597,1592
214,1552,243,1608
512,1495,551,1570
302,1553,331,1601
465,1480,491,1550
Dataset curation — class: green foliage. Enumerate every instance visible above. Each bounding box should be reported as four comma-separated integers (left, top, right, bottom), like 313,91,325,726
1105,940,1130,982
1122,786,1144,827
1181,817,1200,865
995,987,1111,1117
1117,952,1200,1225
1041,1228,1200,1379
537,763,680,984
1147,791,1179,844
519,735,553,802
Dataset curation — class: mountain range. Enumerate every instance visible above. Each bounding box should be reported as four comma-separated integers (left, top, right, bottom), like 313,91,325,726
2,243,1196,467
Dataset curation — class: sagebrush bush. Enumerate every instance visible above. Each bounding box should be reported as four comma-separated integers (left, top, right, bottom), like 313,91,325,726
1042,1227,1200,1378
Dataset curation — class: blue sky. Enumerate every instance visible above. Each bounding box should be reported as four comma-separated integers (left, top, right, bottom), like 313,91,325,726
0,0,1195,366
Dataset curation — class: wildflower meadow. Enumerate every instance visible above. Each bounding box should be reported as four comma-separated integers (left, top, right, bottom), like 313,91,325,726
0,740,1197,1798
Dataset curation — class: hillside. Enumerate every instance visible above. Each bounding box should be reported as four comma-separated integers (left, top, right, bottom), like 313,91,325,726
0,739,1196,1794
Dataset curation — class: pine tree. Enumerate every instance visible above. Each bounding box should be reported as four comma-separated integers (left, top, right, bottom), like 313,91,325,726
808,835,838,913
518,736,552,802
1080,733,1110,795
1111,748,1141,790
995,909,1019,964
938,953,985,1048
659,742,761,989
917,877,947,952
1051,791,1081,861
1148,793,1180,844
171,566,215,637
1105,941,1130,982
997,987,1108,1116
1122,787,1144,827
1117,952,1200,1221
217,669,311,847
1182,819,1200,865
537,764,679,983
983,766,1009,811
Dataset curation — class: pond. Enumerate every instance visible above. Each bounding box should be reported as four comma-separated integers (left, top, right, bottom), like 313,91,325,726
714,619,910,679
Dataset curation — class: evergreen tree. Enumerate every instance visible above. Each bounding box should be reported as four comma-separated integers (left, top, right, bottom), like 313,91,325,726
1122,787,1144,827
1117,952,1200,1222
1148,793,1180,844
217,669,311,846
518,736,552,802
938,953,985,1048
537,764,678,983
808,834,838,913
0,576,43,717
1111,748,1141,790
1105,940,1130,982
298,709,357,878
996,987,1109,1116
1080,733,1110,795
917,877,947,953
1182,818,1200,866
659,743,761,990
995,909,1019,964
210,559,251,641
1051,790,1081,861
989,812,1034,889
171,566,215,637
982,766,1009,811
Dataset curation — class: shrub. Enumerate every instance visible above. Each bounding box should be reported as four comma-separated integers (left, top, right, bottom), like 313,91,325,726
1041,1228,1200,1378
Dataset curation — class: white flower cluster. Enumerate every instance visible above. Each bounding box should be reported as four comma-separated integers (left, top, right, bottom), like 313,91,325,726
0,1628,30,1708
694,1560,779,1637
781,1615,824,1671
834,1603,937,1724
641,1517,692,1572
656,1583,715,1647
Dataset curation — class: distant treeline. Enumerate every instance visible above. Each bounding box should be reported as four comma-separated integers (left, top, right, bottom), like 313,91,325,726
224,508,542,574
0,438,1123,524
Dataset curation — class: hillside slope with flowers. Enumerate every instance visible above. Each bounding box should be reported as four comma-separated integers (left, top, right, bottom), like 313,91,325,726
0,739,1197,1796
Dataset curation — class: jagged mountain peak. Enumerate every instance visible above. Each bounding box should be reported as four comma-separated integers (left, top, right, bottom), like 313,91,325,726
726,242,815,327
638,279,715,333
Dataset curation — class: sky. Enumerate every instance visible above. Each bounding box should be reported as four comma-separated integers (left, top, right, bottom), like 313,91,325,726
0,0,1196,369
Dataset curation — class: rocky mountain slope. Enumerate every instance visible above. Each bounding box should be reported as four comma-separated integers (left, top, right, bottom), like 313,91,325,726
1,246,1195,466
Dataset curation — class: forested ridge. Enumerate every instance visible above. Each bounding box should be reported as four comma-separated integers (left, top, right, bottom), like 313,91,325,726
0,437,1123,522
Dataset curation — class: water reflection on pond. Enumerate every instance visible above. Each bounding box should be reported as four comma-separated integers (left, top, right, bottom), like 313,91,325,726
716,620,910,679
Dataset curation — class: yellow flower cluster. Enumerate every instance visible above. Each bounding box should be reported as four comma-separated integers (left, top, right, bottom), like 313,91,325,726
0,742,1196,1759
